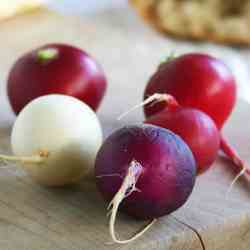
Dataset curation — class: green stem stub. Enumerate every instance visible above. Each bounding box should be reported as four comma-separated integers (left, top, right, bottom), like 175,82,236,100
159,51,176,67
37,48,59,63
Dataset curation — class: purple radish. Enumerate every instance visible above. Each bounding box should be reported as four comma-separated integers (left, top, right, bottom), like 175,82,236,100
95,124,196,243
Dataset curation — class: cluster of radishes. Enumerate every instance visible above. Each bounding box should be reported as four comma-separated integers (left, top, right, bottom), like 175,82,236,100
2,43,246,244
5,44,106,186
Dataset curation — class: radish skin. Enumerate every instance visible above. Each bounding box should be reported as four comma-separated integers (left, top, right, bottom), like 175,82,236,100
3,94,103,186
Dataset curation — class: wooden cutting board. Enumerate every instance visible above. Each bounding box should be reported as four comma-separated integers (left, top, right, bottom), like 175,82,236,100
0,7,250,250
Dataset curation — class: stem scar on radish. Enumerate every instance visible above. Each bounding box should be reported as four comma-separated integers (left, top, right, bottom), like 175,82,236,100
118,93,178,120
0,94,103,186
143,53,248,181
7,43,107,114
95,125,196,243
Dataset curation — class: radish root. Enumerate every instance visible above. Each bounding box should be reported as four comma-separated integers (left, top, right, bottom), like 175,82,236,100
226,166,247,197
107,160,156,244
220,135,250,195
220,136,250,175
118,93,179,120
0,150,49,165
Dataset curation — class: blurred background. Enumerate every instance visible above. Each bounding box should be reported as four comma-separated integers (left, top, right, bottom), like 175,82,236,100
0,0,126,17
1,0,250,109
48,0,126,14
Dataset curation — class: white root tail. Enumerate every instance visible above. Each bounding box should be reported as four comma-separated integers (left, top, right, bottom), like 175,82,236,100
118,93,177,120
220,136,250,196
226,165,247,198
0,150,49,165
107,160,156,244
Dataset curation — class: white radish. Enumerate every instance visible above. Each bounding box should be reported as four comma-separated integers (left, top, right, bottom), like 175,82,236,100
1,94,103,186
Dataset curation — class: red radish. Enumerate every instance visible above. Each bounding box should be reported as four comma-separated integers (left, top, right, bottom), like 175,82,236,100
95,124,196,243
143,53,247,176
144,95,220,174
144,53,236,129
7,43,107,114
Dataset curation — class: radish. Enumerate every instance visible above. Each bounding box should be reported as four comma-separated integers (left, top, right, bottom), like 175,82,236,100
7,43,107,114
95,124,196,243
0,94,103,186
144,53,236,129
143,53,247,176
143,94,220,174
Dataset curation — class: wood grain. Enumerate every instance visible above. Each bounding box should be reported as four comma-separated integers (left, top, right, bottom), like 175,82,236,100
0,7,249,250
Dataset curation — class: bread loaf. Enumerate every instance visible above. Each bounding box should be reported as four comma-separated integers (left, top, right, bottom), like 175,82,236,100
130,0,250,45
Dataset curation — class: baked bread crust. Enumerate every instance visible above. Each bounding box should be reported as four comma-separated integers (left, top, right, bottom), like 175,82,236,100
130,0,250,46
